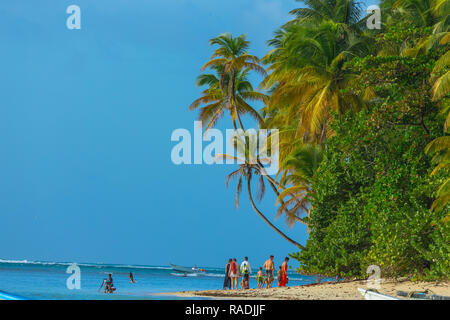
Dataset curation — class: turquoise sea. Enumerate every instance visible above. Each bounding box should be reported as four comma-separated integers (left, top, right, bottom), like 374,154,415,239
0,259,331,300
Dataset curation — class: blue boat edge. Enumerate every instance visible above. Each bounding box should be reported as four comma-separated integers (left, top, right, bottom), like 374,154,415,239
0,290,29,300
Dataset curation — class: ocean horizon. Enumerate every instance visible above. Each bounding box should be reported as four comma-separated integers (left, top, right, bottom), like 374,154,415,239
0,259,330,300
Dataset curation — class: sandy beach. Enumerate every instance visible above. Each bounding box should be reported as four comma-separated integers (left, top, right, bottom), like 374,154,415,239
163,279,450,300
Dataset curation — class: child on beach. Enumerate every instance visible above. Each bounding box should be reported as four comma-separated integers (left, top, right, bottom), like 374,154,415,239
257,267,264,289
242,270,250,290
264,274,269,288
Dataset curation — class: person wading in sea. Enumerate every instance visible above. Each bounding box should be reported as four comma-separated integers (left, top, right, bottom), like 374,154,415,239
99,274,116,293
129,272,137,283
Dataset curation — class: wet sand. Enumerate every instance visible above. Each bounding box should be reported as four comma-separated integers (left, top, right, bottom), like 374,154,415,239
161,279,449,300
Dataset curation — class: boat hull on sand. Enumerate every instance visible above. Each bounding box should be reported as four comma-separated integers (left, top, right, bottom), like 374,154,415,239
358,288,400,300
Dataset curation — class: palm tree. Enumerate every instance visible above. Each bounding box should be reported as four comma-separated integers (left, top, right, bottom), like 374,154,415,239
218,133,304,248
425,119,450,213
261,21,367,145
200,33,266,130
276,144,324,229
380,0,450,56
189,66,267,132
431,46,450,101
288,0,364,30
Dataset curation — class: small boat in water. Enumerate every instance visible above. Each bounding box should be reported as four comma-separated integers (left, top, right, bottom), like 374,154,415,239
357,288,400,300
169,263,206,275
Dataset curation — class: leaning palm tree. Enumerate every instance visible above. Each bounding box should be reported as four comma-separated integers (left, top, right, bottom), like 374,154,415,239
201,33,266,130
189,65,267,132
275,144,324,229
217,132,304,248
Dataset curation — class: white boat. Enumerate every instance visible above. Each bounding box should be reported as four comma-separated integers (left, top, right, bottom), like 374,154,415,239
169,263,202,275
358,288,400,300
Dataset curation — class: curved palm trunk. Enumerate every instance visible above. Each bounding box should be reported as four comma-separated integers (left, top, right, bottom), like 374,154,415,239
256,162,308,227
247,177,305,249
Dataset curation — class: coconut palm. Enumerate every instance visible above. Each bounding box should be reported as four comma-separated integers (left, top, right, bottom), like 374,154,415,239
425,122,450,213
261,21,367,146
189,66,267,132
380,0,450,56
200,33,266,130
431,47,450,101
288,0,364,31
275,144,324,229
218,133,304,248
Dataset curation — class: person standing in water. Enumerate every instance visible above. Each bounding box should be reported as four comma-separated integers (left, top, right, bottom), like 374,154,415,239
280,257,289,287
129,272,137,283
223,258,232,290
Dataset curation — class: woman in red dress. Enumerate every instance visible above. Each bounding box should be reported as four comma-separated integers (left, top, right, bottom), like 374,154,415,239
280,257,289,287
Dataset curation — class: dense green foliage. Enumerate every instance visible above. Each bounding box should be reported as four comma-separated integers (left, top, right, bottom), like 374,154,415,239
191,0,449,280
292,26,449,280
293,108,448,279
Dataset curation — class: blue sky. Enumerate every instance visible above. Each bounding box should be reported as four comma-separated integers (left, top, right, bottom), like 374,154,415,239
0,0,373,269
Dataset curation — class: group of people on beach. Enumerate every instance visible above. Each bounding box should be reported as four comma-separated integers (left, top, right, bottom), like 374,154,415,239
223,255,289,290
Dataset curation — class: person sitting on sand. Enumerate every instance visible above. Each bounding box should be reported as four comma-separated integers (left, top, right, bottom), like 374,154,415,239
263,255,275,288
257,267,264,289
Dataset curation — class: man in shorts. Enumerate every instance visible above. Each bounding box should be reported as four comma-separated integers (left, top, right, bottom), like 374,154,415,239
263,255,275,288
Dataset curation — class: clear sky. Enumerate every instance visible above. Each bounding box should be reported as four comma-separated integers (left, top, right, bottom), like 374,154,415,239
0,0,372,269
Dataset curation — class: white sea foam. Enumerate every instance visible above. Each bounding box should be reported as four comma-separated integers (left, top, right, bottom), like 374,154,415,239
0,259,172,270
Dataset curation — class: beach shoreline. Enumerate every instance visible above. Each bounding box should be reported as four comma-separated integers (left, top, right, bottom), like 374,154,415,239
159,279,450,300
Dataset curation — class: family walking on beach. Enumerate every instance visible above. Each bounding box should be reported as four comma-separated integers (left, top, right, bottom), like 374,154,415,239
223,255,289,290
